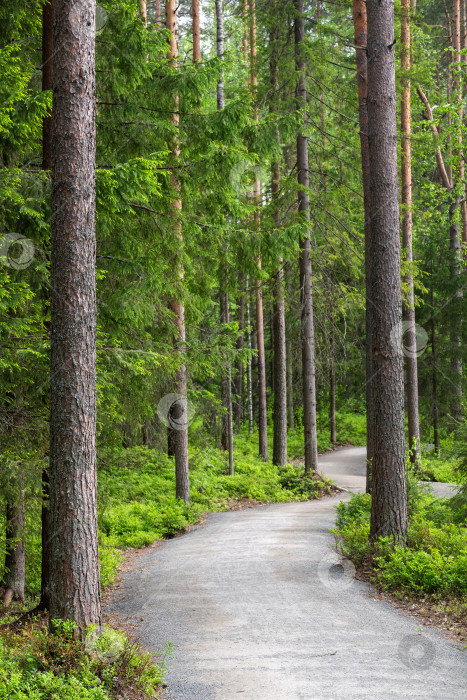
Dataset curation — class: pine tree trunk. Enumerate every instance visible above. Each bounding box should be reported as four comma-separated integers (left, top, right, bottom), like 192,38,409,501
216,0,233,471
366,0,408,542
215,0,224,108
1,487,25,605
449,0,463,427
270,17,287,466
39,0,54,612
352,0,374,493
249,0,268,461
329,328,336,444
255,272,268,461
246,278,254,435
192,0,201,63
287,339,294,432
460,0,467,243
295,0,318,475
220,291,234,473
401,0,421,465
49,0,101,634
430,282,440,455
234,282,245,433
155,0,161,28
272,265,287,465
139,0,147,25
166,0,190,503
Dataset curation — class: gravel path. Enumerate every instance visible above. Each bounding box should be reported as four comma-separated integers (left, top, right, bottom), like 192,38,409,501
107,446,466,699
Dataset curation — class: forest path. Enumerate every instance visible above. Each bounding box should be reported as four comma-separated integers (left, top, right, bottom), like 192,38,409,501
107,447,466,699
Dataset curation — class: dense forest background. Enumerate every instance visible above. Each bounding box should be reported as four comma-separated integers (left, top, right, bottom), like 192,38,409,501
0,0,465,608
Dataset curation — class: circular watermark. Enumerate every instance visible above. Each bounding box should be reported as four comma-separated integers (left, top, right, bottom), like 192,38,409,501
84,625,125,664
398,634,435,671
390,321,429,359
229,160,268,200
157,393,195,431
317,552,356,593
0,233,35,270
69,2,108,39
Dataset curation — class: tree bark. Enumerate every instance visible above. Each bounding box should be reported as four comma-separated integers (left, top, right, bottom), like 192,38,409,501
401,0,421,465
192,0,201,64
329,327,336,444
1,486,25,605
255,272,268,461
234,280,245,433
460,0,467,244
220,290,234,473
352,0,374,493
246,277,254,435
449,0,463,427
287,339,294,432
166,0,190,503
215,0,224,108
270,14,287,466
367,0,408,542
295,0,319,475
49,0,101,634
155,0,162,28
430,280,440,455
139,0,147,26
272,265,287,465
249,0,268,461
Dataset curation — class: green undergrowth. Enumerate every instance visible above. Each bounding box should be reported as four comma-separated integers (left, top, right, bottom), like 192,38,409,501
98,439,335,585
420,449,462,484
0,618,169,700
332,473,467,596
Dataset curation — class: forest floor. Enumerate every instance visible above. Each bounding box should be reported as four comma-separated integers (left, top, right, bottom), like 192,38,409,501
105,447,466,700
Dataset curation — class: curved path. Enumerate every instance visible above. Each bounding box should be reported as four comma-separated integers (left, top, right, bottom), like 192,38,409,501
107,447,466,699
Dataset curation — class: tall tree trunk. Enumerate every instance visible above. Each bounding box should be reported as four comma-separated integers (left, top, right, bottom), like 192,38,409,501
430,281,440,455
273,265,287,465
329,325,336,444
246,276,254,435
287,338,294,432
1,486,25,605
460,0,467,244
39,0,54,612
49,0,101,634
216,0,224,108
234,280,245,433
352,0,374,493
220,290,234,474
401,0,421,465
155,0,162,27
192,0,201,63
166,0,190,503
449,0,464,427
295,0,319,475
139,0,147,25
216,0,233,472
249,0,268,461
270,14,287,466
367,0,408,542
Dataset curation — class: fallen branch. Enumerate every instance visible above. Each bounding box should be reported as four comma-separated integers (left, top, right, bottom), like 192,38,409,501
416,86,452,192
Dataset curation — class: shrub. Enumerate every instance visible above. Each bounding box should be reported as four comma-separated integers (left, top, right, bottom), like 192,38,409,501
0,619,168,700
